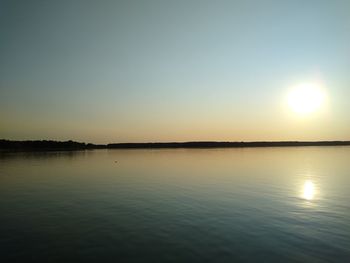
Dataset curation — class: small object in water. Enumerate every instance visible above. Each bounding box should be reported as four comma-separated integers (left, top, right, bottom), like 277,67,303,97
114,161,118,163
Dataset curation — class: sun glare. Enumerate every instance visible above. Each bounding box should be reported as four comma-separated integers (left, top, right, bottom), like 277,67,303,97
288,83,325,115
302,180,315,200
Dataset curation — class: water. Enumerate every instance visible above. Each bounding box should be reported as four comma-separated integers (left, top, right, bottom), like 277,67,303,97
1,147,349,262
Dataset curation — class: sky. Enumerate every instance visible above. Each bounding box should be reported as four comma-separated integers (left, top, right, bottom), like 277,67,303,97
1,0,350,143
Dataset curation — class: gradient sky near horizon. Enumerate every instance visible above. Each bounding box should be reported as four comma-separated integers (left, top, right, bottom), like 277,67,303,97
1,0,350,143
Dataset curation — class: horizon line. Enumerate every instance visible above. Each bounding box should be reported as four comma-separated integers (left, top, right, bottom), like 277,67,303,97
1,139,350,150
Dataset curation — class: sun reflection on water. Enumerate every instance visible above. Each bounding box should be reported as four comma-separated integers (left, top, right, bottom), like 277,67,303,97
302,180,315,200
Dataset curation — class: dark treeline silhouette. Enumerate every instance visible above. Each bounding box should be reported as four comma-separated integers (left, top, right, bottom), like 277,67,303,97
107,141,350,148
1,139,350,151
0,140,102,151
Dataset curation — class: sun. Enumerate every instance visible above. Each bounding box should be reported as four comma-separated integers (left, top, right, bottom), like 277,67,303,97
288,83,325,115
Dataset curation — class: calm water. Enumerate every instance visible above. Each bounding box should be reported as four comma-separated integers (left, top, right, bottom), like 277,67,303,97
1,147,350,262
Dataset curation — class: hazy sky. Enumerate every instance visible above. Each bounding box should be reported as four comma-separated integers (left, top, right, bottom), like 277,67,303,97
1,0,350,143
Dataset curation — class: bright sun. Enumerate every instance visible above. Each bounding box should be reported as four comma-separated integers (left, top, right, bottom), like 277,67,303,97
288,83,325,115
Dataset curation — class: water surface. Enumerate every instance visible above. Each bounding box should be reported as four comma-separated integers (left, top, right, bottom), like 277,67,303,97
1,147,349,262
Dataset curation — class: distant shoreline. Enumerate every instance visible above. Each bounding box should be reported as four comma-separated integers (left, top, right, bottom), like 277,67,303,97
1,139,350,151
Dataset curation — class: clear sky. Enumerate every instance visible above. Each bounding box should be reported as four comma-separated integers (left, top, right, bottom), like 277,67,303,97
1,0,349,143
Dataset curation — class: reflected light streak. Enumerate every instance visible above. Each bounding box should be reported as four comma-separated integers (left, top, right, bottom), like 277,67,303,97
302,180,315,200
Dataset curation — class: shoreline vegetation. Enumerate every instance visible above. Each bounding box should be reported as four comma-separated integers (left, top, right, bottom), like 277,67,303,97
1,139,350,151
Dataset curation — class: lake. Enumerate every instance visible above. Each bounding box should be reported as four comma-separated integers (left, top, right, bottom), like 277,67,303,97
1,147,349,262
